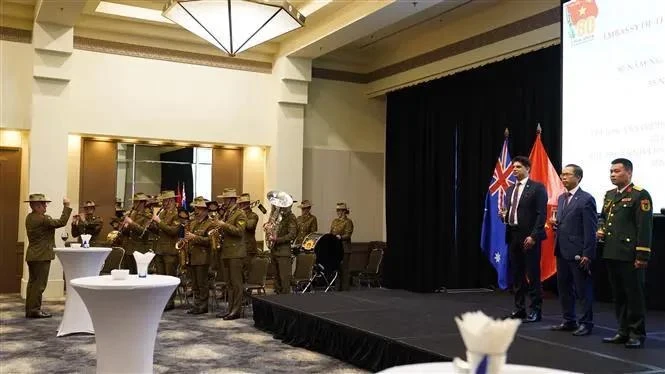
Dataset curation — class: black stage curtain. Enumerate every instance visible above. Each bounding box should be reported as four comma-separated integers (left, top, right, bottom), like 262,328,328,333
385,83,456,292
160,147,193,207
385,46,561,292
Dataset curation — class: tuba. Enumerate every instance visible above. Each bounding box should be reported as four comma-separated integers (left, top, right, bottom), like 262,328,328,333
263,190,293,249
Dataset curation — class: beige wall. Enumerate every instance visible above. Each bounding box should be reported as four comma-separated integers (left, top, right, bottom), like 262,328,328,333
303,78,386,242
0,42,31,130
243,146,266,246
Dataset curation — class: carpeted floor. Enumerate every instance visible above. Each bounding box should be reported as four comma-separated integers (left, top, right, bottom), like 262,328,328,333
0,293,367,374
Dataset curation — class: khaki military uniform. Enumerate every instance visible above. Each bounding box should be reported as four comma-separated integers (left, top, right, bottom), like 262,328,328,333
331,217,354,291
121,207,154,272
600,183,653,339
295,213,318,248
217,205,247,317
25,206,72,316
153,207,179,308
71,215,103,246
243,208,259,281
187,217,213,313
271,211,297,294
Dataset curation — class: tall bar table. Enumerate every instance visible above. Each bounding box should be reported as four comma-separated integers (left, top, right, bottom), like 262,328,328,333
70,274,180,374
54,247,111,336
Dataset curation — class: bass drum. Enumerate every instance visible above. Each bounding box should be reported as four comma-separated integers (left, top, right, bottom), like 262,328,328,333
301,232,343,272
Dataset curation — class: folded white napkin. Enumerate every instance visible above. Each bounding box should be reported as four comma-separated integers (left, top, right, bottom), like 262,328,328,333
455,311,521,355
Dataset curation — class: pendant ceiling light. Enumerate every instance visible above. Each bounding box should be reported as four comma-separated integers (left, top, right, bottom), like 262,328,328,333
163,0,305,57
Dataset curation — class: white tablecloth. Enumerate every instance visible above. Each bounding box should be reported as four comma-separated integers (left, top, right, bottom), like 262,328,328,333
54,247,112,337
378,362,578,374
70,275,180,374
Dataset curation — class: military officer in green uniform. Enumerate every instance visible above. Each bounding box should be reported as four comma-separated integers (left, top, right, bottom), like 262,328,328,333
213,188,247,319
237,193,259,281
150,190,180,310
331,202,354,291
121,192,154,272
185,196,214,314
71,200,103,246
267,205,297,294
24,193,72,318
598,158,653,349
294,200,318,249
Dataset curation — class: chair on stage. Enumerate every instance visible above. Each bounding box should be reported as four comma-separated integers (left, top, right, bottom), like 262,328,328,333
291,253,316,293
300,233,343,293
353,247,384,288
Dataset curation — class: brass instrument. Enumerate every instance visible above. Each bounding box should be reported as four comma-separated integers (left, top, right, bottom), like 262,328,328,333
175,223,190,268
106,230,120,245
208,226,222,255
263,190,293,249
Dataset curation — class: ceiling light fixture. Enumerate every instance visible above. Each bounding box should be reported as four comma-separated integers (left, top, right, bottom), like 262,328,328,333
162,0,305,57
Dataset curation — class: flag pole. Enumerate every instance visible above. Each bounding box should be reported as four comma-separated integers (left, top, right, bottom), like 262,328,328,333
504,127,510,138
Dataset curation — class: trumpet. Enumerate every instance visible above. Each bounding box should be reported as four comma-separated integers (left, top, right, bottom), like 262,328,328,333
208,227,222,255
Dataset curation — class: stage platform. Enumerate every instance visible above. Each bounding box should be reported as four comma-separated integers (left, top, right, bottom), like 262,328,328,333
252,289,665,373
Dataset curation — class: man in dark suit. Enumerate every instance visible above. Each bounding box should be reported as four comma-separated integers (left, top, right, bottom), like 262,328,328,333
550,164,597,336
502,156,547,323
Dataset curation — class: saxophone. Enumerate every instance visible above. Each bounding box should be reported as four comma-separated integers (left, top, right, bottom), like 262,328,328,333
175,224,190,268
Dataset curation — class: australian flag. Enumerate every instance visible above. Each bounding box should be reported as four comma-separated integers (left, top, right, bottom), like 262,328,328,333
480,137,515,290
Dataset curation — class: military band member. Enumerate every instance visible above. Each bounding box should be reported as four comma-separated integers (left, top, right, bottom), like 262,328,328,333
268,205,297,294
24,193,72,318
71,200,103,246
331,202,354,291
238,193,259,281
294,200,318,248
214,188,247,320
120,193,153,273
185,197,213,314
151,190,179,310
599,159,653,349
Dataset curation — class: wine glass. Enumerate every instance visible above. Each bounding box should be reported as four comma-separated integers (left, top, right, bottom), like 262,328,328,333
60,231,69,245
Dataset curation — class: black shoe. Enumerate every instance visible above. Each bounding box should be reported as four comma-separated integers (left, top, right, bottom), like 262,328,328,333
223,313,240,320
625,337,644,349
523,311,542,323
550,322,578,331
164,304,174,311
505,310,526,319
26,311,51,319
572,325,592,336
602,334,629,344
215,311,230,319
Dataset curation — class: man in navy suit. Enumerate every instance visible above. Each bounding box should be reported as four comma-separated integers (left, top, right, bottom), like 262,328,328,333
550,164,597,336
503,156,548,323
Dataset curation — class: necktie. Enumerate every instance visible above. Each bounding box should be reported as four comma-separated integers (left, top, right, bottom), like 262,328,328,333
509,182,521,225
562,192,572,211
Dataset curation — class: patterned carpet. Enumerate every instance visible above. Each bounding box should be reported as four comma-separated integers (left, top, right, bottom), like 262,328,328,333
0,293,367,374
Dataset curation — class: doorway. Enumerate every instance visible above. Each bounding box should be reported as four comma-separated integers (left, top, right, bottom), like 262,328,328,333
0,147,22,293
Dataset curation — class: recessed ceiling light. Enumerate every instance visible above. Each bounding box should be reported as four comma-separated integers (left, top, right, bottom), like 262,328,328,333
95,1,174,24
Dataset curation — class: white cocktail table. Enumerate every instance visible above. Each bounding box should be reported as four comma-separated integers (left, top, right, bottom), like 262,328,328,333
70,275,180,374
54,247,112,337
378,362,579,373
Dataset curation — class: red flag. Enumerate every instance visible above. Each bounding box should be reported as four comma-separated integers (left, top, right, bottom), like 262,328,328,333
528,125,565,281
175,182,183,206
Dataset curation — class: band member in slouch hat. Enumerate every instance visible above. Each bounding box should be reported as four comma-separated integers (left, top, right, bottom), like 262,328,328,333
24,193,72,318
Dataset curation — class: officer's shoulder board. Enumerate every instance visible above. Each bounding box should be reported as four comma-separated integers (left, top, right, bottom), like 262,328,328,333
632,185,643,191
